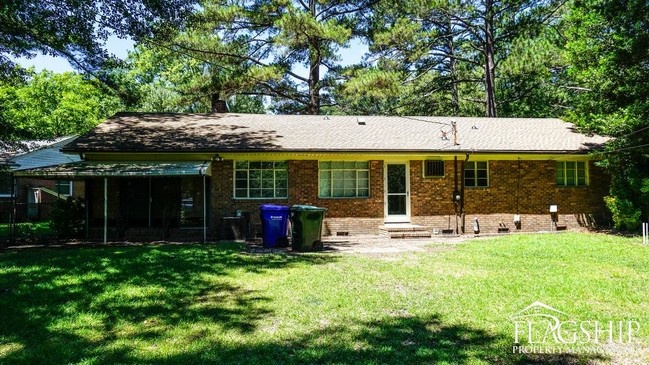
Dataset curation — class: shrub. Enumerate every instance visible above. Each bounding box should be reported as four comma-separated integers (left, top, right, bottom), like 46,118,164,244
50,197,85,238
604,196,641,231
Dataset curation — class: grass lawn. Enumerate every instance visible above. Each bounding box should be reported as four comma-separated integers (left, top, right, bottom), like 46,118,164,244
0,233,647,364
0,222,56,243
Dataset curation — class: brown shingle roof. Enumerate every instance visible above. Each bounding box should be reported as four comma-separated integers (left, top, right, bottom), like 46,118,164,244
62,113,609,154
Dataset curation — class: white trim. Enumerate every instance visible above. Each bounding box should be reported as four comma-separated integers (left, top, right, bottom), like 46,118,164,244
384,161,411,223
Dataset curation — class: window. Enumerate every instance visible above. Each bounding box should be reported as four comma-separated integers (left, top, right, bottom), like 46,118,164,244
234,161,288,198
54,180,73,196
0,173,13,197
556,161,588,186
319,161,370,198
464,161,489,187
424,160,445,177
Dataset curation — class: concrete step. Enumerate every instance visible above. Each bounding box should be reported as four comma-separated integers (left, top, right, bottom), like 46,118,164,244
384,231,433,239
379,224,432,239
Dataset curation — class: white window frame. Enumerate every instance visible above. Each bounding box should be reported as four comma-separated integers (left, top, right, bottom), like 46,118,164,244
54,180,73,196
318,161,370,198
423,160,445,178
464,161,489,188
233,161,288,199
556,161,589,187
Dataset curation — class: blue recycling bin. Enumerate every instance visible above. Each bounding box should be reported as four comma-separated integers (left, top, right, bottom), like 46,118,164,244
259,204,290,248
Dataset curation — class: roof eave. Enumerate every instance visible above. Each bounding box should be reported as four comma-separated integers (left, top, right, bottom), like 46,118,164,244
61,148,603,154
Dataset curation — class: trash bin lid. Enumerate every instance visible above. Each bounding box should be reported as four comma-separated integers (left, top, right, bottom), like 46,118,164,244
289,205,328,212
259,204,289,211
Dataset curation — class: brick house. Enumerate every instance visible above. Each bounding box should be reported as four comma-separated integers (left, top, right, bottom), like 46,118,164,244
1,137,84,223
16,113,610,241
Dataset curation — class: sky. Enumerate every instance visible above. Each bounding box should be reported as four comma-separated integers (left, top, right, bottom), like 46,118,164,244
14,36,368,75
14,35,135,73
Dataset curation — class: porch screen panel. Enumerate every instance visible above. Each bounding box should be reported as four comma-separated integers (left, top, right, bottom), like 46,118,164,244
234,161,288,198
181,177,205,227
319,161,369,198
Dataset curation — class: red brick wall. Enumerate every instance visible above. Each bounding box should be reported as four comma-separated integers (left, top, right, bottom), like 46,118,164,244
210,160,384,236
410,159,457,216
410,159,609,233
210,158,609,237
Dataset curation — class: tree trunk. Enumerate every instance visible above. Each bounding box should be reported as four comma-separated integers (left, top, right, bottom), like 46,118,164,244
307,0,321,115
483,0,497,117
447,16,459,116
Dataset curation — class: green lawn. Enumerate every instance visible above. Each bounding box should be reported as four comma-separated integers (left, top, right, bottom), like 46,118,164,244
0,233,647,364
0,222,56,243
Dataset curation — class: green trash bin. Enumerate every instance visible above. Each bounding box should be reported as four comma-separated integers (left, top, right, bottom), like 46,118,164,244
289,205,327,251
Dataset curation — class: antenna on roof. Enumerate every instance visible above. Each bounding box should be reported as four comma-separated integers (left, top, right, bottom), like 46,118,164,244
471,120,478,130
452,121,459,146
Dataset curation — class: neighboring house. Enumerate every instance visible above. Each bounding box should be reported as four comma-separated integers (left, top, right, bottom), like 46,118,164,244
15,113,609,241
0,137,83,222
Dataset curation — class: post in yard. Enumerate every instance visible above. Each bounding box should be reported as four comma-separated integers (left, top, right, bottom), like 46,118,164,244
643,222,648,245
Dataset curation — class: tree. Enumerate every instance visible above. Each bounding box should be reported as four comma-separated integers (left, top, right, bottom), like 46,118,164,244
563,0,649,229
123,45,266,113
155,0,375,114
347,0,565,117
0,0,194,82
0,69,123,139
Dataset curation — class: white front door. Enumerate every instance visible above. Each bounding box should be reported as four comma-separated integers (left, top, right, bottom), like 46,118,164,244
384,162,410,223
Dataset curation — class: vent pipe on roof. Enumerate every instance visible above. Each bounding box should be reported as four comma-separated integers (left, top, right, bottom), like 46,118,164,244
211,93,229,113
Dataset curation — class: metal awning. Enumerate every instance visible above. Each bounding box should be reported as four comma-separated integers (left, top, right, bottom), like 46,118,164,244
13,161,211,177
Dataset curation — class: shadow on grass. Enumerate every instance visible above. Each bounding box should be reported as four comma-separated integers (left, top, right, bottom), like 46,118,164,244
0,243,331,364
127,314,609,365
0,243,609,364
